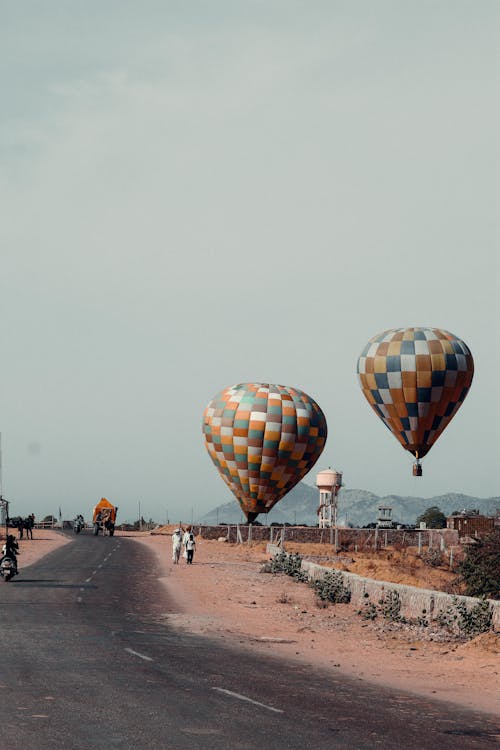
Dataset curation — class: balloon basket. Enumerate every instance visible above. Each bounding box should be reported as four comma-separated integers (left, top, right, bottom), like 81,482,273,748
412,462,423,477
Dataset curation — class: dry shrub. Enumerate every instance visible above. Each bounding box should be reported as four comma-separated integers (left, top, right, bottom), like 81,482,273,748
421,548,443,568
391,542,406,553
276,592,291,604
441,577,466,595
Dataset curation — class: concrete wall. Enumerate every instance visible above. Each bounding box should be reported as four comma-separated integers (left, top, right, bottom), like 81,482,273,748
267,544,500,631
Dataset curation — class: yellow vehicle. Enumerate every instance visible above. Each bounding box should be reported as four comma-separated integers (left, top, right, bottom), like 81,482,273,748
92,498,118,536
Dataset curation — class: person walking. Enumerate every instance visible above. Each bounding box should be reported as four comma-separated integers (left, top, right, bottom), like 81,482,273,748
171,529,182,564
182,527,191,561
186,533,196,565
17,517,24,540
24,516,33,540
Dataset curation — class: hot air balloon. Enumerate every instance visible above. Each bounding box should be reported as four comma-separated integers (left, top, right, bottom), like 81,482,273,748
202,383,327,522
357,328,474,475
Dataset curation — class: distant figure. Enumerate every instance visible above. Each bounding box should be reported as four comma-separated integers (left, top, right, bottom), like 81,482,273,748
186,533,196,565
182,527,191,560
17,518,24,540
24,515,34,540
171,529,182,564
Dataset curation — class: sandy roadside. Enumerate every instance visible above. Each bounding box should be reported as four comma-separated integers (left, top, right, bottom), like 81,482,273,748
10,529,499,717
4,529,72,568
130,531,499,718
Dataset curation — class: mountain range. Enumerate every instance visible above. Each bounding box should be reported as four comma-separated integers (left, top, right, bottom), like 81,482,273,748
199,482,500,527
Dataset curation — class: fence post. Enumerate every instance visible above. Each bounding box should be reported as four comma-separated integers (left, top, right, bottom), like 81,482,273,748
236,525,243,544
248,524,252,545
418,532,422,555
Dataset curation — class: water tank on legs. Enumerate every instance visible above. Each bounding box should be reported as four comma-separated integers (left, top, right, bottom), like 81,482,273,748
316,469,342,528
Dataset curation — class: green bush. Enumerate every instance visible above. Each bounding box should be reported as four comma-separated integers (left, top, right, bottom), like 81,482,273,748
455,598,493,636
313,571,351,604
356,589,404,623
378,589,404,622
434,596,493,636
271,551,309,582
457,531,500,599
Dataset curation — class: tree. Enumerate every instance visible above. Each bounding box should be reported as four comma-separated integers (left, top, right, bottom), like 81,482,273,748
416,506,447,529
458,531,500,599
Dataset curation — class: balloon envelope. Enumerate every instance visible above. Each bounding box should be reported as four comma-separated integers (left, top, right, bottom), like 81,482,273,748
202,383,327,521
357,327,474,462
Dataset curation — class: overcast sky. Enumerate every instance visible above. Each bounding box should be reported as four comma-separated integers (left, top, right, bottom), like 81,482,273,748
1,1,498,523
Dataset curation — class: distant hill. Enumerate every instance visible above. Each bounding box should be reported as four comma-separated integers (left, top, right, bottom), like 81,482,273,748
198,482,500,527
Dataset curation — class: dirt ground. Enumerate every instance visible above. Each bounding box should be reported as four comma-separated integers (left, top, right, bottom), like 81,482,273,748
136,529,499,717
14,528,500,717
4,529,71,567
283,541,462,592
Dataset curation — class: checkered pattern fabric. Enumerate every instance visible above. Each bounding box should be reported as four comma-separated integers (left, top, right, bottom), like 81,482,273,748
357,328,474,459
202,383,327,519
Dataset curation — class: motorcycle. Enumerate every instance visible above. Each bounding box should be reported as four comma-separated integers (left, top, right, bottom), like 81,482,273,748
0,555,17,582
73,516,84,534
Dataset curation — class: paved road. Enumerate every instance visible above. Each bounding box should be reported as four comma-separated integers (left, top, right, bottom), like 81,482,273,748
0,533,498,749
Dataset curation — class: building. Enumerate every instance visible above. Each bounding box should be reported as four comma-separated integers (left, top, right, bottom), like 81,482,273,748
446,509,496,538
377,505,393,529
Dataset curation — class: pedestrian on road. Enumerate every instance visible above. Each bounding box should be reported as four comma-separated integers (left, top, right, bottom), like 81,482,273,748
17,518,24,540
182,527,191,561
171,529,182,564
24,516,33,540
186,533,196,565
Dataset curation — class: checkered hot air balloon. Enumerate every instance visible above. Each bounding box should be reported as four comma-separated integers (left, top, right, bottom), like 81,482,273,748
202,383,328,522
357,328,474,475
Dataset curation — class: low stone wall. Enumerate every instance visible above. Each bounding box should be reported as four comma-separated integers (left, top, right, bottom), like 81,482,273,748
193,524,458,549
267,544,500,631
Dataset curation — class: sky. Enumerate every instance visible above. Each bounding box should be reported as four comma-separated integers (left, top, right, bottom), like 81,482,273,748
0,1,498,524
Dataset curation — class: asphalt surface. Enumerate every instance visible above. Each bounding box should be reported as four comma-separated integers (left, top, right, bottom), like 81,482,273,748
0,533,498,750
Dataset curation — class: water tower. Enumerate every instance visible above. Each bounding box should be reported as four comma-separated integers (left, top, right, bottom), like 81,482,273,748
316,469,343,529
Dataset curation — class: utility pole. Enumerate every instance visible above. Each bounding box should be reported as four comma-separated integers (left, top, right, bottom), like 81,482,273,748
0,433,8,539
138,500,142,531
